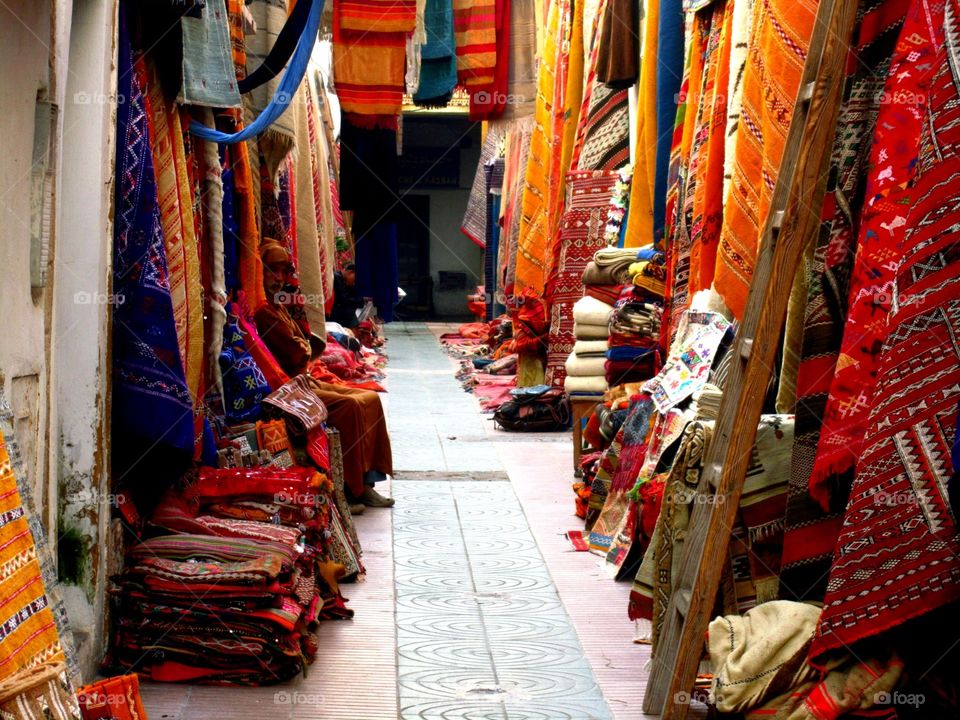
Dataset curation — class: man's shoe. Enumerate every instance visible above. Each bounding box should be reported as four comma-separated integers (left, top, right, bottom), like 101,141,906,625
349,503,366,516
360,485,396,508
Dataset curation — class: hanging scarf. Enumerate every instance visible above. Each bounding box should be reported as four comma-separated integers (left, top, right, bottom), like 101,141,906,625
715,0,818,319
113,25,194,453
595,0,639,88
413,0,458,106
469,0,511,119
502,0,536,119
811,0,960,658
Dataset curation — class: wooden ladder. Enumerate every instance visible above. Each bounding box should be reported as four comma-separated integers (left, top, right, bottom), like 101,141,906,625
641,0,861,716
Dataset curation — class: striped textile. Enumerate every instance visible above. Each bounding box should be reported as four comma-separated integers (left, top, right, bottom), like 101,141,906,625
0,429,65,682
714,0,818,319
337,0,418,32
333,4,407,121
143,61,204,406
454,0,497,88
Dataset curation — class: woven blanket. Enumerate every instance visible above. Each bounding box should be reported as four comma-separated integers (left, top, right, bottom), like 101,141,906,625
502,0,537,118
811,3,960,657
577,82,630,172
454,0,497,88
113,37,194,453
180,0,241,108
545,170,620,386
808,0,938,507
781,0,908,602
333,4,407,122
413,0,458,106
144,62,204,406
631,415,793,649
715,0,817,319
589,397,657,555
596,0,639,88
687,0,732,298
622,0,659,247
469,0,510,119
462,125,503,246
245,0,297,176
337,0,417,32
0,429,65,682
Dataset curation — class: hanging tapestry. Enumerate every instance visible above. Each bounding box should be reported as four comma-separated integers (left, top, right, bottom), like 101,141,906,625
113,25,194,453
544,170,619,386
811,1,960,657
780,0,909,601
714,0,818,319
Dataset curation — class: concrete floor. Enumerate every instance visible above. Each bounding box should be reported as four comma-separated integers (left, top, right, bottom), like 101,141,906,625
140,322,658,719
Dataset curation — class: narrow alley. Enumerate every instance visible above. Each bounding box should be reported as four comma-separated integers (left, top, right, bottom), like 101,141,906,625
140,323,652,719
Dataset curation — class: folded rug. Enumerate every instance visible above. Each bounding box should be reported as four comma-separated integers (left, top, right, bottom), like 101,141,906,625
573,322,610,340
572,295,615,326
565,354,607,377
564,375,609,394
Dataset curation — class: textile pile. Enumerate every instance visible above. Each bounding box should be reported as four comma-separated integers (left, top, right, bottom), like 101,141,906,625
109,466,355,684
564,295,614,396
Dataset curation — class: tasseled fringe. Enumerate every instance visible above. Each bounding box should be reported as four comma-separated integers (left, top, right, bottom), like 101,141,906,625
755,577,781,605
748,518,786,543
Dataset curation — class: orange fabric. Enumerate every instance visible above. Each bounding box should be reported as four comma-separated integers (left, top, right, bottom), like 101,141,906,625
143,60,205,404
715,0,819,318
622,0,659,248
0,431,64,682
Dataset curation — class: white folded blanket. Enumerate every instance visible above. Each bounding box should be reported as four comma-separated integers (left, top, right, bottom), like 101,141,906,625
564,354,607,377
574,339,609,356
573,295,614,326
574,322,609,340
564,375,609,394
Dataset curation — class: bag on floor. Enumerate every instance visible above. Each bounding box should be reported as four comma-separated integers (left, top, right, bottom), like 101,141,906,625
493,385,570,432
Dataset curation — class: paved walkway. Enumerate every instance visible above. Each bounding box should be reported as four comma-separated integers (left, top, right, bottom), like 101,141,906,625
141,322,655,719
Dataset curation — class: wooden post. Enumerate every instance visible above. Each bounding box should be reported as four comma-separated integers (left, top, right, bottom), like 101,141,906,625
641,0,860,716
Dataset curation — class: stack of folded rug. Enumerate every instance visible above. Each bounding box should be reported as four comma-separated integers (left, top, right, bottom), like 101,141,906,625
109,466,355,685
565,295,615,395
605,284,663,386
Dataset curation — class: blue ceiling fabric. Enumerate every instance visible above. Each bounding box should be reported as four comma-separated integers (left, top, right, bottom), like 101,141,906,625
188,0,323,143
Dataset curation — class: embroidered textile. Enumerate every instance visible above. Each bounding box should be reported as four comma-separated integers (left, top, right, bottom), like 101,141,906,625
811,3,960,656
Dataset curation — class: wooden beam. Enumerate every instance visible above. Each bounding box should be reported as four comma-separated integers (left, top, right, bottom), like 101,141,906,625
642,0,860,716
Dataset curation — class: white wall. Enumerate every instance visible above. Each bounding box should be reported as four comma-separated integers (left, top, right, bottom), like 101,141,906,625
55,0,117,674
0,0,116,678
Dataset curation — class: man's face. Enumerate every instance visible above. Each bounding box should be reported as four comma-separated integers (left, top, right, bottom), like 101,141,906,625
343,268,356,287
265,261,291,299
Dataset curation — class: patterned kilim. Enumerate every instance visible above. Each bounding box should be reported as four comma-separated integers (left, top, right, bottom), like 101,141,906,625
811,0,960,657
714,0,817,319
808,0,942,512
631,416,793,650
337,0,418,32
589,397,657,556
144,62,204,405
114,36,194,452
577,83,630,172
0,431,64,682
453,0,497,88
544,170,619,386
780,0,908,602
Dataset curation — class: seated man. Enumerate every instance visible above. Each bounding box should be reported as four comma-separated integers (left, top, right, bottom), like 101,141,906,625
255,241,394,507
328,263,365,328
